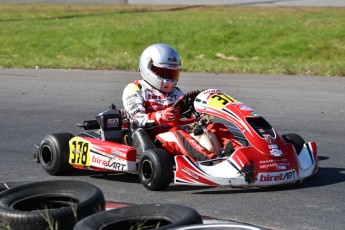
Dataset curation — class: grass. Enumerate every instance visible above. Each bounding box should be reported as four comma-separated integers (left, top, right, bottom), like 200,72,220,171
0,4,345,76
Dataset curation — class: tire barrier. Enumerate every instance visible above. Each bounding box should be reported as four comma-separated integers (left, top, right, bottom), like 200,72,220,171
0,180,266,230
0,180,105,230
74,203,203,230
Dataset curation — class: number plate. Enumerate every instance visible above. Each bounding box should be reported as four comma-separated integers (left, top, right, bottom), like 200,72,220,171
207,93,237,109
69,137,91,166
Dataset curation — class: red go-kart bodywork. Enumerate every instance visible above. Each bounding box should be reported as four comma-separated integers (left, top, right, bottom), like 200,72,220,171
34,89,318,190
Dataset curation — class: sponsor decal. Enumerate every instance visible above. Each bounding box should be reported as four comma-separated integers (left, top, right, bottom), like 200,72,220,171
258,170,296,183
276,165,287,170
168,94,178,100
130,108,141,115
107,118,119,128
270,149,283,156
111,148,126,157
181,167,200,180
108,161,126,171
147,94,177,101
259,158,290,170
203,89,221,95
126,100,136,106
251,111,259,116
168,56,178,62
259,158,288,164
134,114,146,119
128,104,139,111
125,94,138,101
188,138,206,151
268,144,278,149
92,155,109,166
263,134,276,144
239,105,254,111
92,155,126,171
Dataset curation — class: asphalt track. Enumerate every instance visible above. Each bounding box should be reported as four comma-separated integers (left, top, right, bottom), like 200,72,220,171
0,69,344,229
1,2,344,230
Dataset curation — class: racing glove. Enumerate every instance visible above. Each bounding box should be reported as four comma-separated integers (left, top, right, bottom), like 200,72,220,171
156,107,180,125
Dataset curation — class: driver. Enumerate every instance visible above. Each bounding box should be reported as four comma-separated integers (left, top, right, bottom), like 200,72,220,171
122,44,241,161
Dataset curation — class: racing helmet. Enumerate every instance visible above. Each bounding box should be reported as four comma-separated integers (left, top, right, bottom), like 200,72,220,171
139,44,181,93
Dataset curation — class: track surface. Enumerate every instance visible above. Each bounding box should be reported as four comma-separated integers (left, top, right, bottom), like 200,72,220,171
0,69,344,230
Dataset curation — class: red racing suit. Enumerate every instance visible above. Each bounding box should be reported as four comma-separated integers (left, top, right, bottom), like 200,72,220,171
122,79,241,161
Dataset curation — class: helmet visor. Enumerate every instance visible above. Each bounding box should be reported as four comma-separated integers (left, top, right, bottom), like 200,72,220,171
150,63,180,80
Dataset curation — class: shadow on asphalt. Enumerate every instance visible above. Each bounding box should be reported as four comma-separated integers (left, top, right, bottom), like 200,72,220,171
90,172,215,192
192,165,345,195
61,154,345,193
4,155,342,194
90,172,140,183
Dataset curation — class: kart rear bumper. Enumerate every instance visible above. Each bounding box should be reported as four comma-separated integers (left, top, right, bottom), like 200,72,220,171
33,144,40,163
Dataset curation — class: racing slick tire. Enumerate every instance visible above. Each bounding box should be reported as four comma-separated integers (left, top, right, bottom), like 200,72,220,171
0,180,105,230
282,133,305,155
74,203,203,230
138,149,173,191
39,133,74,175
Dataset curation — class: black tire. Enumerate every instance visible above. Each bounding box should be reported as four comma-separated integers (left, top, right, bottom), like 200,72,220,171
138,149,173,191
172,223,264,229
0,182,30,193
74,203,203,230
282,133,305,155
0,180,105,230
39,133,74,175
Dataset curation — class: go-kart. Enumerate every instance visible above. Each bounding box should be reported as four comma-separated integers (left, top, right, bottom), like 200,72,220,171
33,89,318,191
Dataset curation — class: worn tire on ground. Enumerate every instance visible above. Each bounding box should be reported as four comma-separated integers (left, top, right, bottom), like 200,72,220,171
74,203,203,230
0,180,105,230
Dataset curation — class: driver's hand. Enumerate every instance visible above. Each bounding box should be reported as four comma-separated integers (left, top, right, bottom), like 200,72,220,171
158,107,180,124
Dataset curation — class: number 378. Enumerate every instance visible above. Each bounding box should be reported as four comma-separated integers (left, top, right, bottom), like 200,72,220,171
70,141,89,165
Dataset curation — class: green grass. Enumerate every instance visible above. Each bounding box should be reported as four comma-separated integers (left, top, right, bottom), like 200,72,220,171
1,4,345,76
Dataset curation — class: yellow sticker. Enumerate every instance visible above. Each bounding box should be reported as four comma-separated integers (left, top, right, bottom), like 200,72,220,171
207,93,237,109
69,137,91,166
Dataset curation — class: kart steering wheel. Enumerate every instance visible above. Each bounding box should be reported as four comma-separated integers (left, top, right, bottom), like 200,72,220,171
172,90,200,118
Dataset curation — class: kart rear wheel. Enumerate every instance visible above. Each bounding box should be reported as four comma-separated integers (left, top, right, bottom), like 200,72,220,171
282,133,305,155
0,180,105,230
74,204,203,230
138,149,173,191
39,133,74,175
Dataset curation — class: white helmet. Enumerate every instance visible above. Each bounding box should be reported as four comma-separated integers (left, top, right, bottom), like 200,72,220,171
139,44,181,93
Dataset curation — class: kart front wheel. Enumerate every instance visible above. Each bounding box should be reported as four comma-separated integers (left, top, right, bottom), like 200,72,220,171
39,133,74,175
138,149,173,191
282,133,305,155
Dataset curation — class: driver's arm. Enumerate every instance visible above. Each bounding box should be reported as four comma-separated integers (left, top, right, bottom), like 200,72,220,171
122,82,180,127
122,82,156,128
